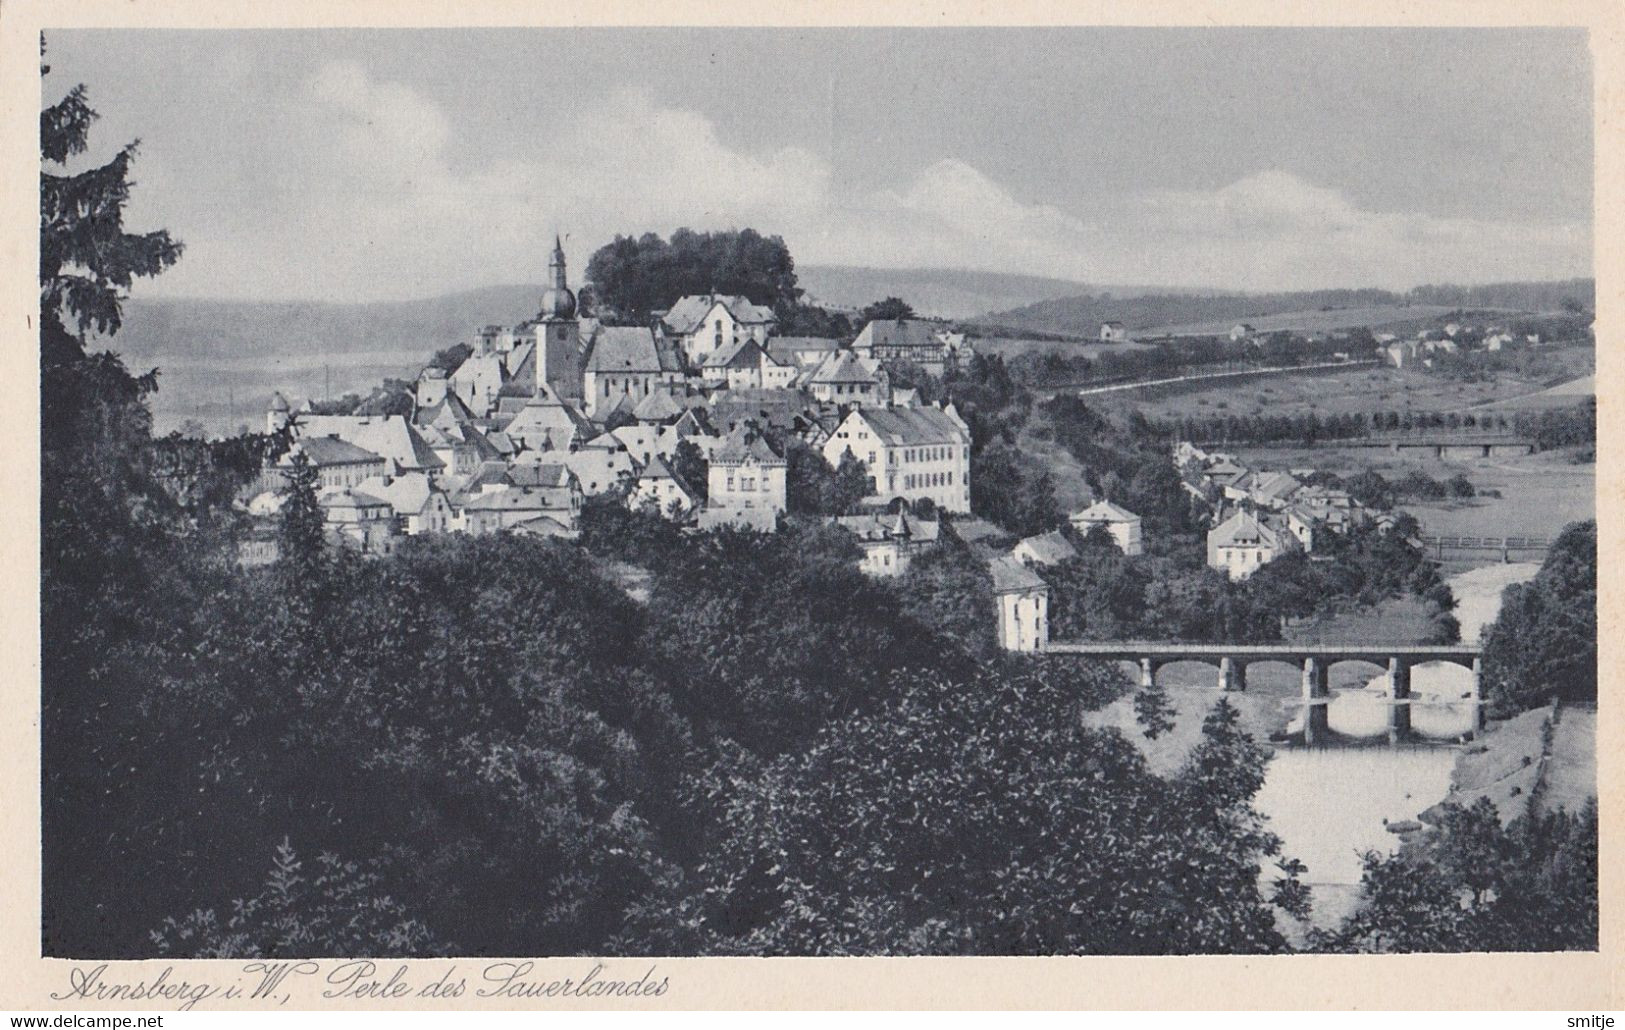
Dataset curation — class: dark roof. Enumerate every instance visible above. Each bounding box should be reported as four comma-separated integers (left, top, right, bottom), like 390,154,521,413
854,318,949,353
631,389,684,423
585,326,682,373
1015,530,1078,565
703,338,765,369
848,406,969,447
710,426,786,467
832,510,941,544
989,555,1047,593
508,462,576,489
292,436,385,466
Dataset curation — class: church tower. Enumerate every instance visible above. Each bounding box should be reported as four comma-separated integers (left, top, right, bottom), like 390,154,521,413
535,235,583,402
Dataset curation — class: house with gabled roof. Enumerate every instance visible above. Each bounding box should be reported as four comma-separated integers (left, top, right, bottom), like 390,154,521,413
558,440,640,496
500,384,593,455
358,472,454,535
1206,509,1299,580
611,423,666,466
822,404,972,513
701,337,798,391
631,388,684,425
318,485,400,556
766,336,841,371
628,455,698,518
274,435,388,492
1070,499,1143,555
852,318,957,374
1012,529,1079,568
291,414,446,479
458,484,581,537
697,426,787,533
803,350,888,407
449,350,508,417
659,293,778,368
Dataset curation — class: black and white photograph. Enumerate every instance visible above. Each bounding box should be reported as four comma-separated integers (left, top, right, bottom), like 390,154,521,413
14,4,1611,1009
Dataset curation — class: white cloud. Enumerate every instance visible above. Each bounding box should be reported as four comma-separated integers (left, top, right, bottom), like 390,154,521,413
140,62,1590,302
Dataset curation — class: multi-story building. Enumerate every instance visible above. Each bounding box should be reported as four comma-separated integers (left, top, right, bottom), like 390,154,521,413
804,350,888,407
990,556,1049,652
660,293,777,368
698,427,787,532
851,318,956,374
1206,509,1299,580
822,405,972,513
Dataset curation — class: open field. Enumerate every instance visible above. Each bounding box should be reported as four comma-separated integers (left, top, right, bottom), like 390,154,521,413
1083,343,1592,422
973,335,1154,360
1141,303,1463,338
1470,374,1594,412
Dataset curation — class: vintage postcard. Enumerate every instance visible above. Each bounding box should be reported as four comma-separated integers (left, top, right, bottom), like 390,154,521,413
1,0,1618,1011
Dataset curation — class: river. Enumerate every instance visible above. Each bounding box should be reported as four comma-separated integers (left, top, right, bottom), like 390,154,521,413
1255,561,1541,931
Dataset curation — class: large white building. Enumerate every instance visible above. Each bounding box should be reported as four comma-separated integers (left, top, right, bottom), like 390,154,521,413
822,405,972,513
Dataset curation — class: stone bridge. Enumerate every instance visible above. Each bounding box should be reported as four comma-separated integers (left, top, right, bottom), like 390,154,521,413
1045,641,1483,745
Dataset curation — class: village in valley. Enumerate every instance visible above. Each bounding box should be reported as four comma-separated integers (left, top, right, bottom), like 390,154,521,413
236,233,1594,653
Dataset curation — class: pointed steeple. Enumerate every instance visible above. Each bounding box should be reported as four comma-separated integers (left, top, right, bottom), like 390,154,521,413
538,231,577,320
549,234,568,290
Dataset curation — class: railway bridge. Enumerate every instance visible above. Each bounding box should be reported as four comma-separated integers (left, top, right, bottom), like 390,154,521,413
1045,641,1484,745
1194,434,1535,459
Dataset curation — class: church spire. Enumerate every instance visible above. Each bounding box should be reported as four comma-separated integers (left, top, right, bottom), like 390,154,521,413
549,234,567,290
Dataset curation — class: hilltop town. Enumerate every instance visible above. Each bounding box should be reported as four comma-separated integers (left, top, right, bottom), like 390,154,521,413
230,229,1599,659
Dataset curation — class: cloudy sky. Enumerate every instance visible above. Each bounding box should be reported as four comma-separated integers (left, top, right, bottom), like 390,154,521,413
45,27,1593,302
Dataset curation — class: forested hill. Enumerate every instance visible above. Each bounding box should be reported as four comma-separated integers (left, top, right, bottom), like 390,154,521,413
111,284,544,364
978,279,1597,337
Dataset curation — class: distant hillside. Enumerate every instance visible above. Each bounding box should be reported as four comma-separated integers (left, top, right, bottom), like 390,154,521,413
111,284,544,366
978,280,1595,338
796,265,1105,320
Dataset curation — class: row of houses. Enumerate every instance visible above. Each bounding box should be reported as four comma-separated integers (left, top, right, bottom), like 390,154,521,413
1376,322,1547,369
1175,441,1395,580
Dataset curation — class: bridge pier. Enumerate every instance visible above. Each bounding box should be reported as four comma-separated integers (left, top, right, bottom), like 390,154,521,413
1218,656,1244,691
1387,657,1412,744
1469,657,1484,740
1139,657,1155,691
1301,657,1330,744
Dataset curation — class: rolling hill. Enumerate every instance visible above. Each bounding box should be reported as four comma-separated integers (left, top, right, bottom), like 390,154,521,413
978,280,1594,338
794,265,1101,320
